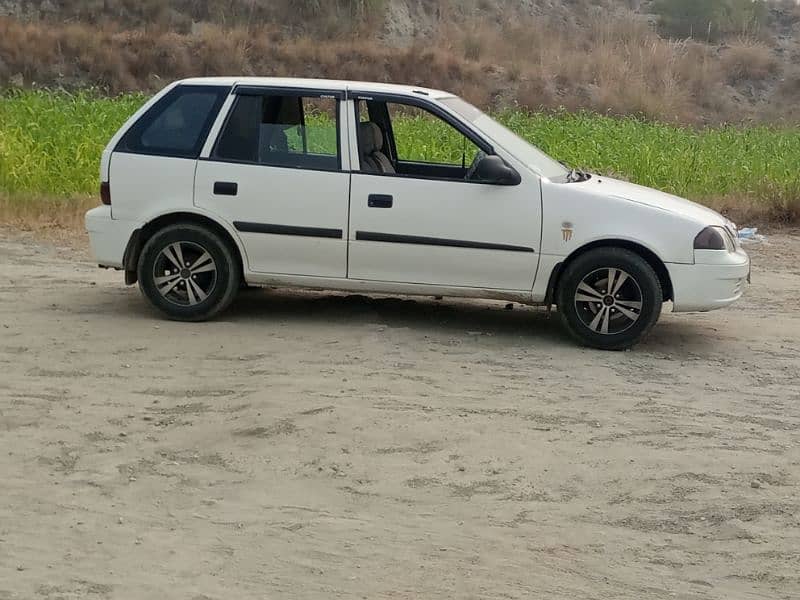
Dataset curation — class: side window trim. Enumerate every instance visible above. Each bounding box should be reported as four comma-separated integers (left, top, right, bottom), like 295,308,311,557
208,87,344,172
349,91,494,157
200,91,238,159
114,84,231,159
233,85,345,100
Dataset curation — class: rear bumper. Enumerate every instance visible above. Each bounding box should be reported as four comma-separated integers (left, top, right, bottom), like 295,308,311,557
667,251,750,312
85,206,139,269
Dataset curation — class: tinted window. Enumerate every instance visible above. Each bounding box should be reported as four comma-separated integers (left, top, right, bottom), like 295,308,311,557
213,93,339,171
117,85,229,158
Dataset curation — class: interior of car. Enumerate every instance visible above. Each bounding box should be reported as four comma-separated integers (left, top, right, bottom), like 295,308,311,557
214,94,339,171
355,99,483,181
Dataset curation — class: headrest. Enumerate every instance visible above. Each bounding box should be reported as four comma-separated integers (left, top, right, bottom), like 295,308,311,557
359,122,384,154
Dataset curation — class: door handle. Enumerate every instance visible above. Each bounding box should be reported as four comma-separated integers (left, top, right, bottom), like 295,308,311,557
214,181,238,196
368,194,393,208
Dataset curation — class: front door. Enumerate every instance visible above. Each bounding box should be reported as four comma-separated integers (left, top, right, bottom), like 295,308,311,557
195,87,350,278
346,97,541,291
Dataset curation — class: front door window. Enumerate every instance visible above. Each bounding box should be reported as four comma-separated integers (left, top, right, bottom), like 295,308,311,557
355,99,482,181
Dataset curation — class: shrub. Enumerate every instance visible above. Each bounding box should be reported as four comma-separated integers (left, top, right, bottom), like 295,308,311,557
653,0,769,41
721,41,779,84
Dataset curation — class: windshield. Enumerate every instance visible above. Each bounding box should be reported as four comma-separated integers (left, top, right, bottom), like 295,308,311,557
439,96,569,180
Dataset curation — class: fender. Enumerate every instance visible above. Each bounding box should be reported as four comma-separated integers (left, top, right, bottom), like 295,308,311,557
122,206,249,285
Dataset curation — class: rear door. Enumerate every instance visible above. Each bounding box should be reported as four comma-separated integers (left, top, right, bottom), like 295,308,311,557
195,86,350,278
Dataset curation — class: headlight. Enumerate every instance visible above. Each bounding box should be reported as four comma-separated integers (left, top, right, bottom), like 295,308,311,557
694,226,735,251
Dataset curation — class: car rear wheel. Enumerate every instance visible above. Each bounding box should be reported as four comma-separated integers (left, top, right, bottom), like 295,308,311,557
137,224,240,321
556,248,662,350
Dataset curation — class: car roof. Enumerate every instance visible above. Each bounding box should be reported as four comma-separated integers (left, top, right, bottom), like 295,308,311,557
177,77,453,99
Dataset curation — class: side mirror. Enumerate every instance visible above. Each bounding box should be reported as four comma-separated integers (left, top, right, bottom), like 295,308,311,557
474,155,521,186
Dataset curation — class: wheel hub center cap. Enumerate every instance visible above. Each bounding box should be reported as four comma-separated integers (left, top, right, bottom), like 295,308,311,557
180,268,191,279
603,295,615,306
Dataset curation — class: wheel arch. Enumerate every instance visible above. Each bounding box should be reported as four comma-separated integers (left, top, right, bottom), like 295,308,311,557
123,211,246,285
545,239,674,305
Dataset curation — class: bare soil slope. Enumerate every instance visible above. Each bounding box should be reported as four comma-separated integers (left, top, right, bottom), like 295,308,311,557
0,229,798,599
2,0,800,122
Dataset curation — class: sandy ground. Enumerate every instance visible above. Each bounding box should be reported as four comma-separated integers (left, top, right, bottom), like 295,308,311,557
0,227,798,600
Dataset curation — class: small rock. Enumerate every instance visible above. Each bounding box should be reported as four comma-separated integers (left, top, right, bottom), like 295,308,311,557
750,480,762,489
118,517,124,524
16,565,24,572
505,303,514,310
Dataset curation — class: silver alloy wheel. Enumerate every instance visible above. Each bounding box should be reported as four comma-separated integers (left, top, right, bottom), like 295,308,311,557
574,267,643,335
153,241,218,307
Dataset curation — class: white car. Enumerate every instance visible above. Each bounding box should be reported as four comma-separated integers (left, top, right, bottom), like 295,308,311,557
86,77,750,350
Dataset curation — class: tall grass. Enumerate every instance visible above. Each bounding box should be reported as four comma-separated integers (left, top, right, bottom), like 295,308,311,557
2,90,799,224
0,90,145,196
499,111,800,213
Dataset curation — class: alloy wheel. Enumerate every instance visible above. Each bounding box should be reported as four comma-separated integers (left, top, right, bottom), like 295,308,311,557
153,241,218,306
573,268,643,335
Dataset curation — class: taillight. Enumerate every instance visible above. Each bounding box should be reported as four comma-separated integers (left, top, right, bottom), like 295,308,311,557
100,182,111,205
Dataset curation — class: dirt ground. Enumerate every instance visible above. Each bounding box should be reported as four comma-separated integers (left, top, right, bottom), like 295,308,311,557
0,227,798,600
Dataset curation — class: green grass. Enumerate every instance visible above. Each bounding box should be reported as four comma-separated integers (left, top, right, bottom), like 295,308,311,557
2,90,799,223
0,91,146,197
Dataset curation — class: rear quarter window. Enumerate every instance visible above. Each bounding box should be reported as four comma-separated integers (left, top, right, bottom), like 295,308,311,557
116,85,230,159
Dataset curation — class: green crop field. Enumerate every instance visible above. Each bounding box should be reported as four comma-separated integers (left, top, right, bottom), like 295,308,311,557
2,90,799,223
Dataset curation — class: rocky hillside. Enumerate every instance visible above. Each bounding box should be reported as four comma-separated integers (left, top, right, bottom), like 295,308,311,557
1,0,799,124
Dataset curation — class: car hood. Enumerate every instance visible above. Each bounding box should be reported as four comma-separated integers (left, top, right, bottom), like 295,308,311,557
582,176,728,227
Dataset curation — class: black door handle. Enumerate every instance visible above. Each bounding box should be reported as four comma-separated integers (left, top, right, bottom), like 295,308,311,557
214,181,238,196
368,194,393,208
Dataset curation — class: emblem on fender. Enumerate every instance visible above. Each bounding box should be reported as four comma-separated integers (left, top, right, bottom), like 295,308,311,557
562,222,574,242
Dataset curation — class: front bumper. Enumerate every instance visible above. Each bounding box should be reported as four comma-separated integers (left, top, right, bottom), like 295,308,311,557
667,250,750,312
85,206,140,269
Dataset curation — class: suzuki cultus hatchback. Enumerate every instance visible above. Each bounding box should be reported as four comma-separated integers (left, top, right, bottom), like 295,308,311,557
86,78,750,350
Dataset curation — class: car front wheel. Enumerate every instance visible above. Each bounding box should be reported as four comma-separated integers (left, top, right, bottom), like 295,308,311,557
137,224,240,321
556,247,663,350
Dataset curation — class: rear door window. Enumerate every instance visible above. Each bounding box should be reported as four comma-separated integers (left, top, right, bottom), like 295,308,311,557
117,85,230,158
212,92,340,171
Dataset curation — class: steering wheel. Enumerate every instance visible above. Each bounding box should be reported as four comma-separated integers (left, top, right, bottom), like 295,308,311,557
465,150,487,181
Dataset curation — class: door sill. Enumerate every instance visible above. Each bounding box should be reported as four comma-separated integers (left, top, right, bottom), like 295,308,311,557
244,273,534,304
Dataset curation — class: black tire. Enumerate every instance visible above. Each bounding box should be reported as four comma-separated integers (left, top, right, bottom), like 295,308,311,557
137,223,241,321
556,248,662,350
